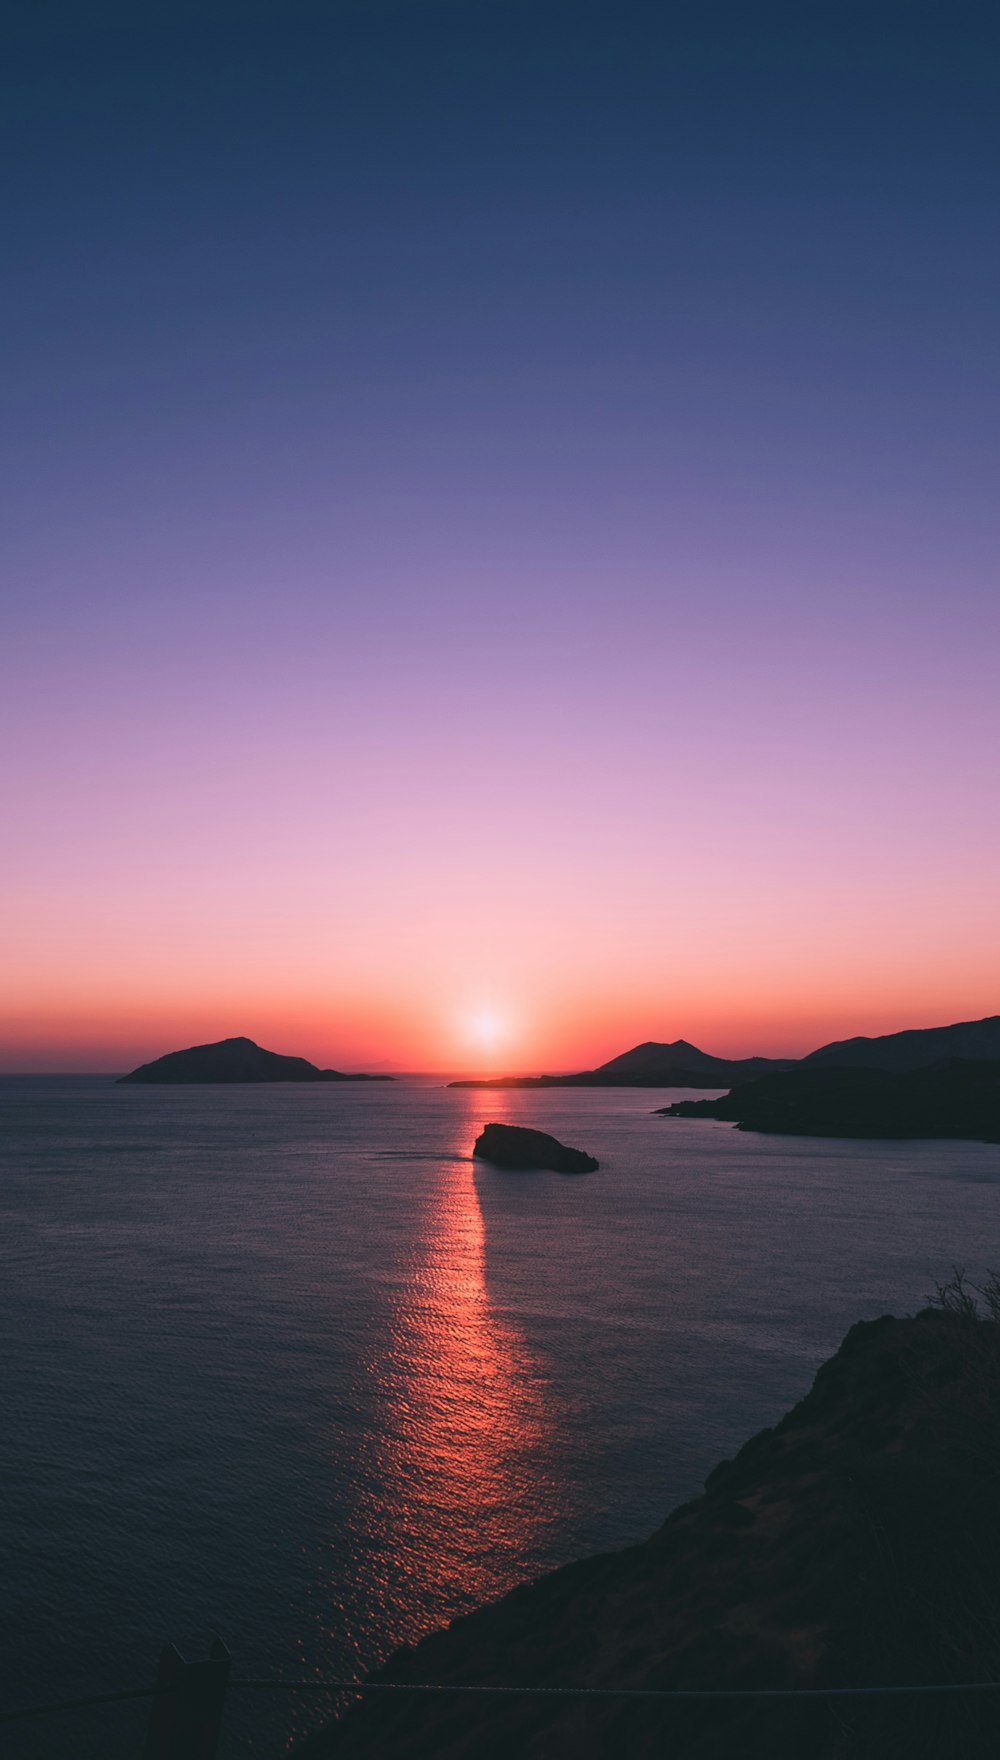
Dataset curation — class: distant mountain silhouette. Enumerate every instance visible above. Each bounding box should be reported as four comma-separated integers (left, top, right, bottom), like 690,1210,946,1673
660,1058,1000,1142
448,1039,792,1090
117,1036,393,1085
803,1013,1000,1072
449,1015,1000,1089
592,1039,793,1084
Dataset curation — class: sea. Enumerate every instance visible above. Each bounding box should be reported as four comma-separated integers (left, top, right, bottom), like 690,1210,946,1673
3,1076,999,1757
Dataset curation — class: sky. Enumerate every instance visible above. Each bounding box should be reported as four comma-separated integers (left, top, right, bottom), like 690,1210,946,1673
2,0,998,1073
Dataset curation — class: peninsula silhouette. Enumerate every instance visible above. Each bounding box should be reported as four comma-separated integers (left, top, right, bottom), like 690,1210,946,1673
117,1036,393,1085
659,1057,1000,1142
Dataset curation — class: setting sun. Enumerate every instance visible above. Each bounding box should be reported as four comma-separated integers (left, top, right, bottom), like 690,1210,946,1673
464,1007,513,1053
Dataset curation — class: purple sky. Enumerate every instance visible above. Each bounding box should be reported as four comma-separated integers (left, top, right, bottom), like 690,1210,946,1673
3,1,998,1069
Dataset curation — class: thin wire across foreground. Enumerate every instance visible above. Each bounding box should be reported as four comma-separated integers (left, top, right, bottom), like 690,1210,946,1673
5,1675,1000,1724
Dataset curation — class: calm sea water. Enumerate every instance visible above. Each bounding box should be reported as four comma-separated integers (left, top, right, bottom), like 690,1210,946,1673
3,1076,999,1756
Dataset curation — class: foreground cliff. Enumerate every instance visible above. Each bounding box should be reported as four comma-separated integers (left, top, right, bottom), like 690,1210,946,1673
301,1297,1000,1758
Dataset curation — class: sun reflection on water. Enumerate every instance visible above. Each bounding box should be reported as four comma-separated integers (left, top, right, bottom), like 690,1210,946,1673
341,1109,564,1666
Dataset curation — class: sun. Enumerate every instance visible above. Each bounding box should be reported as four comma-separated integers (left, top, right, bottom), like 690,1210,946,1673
464,1007,512,1052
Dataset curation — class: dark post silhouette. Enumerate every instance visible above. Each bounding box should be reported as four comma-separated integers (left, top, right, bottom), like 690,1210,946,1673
142,1637,231,1760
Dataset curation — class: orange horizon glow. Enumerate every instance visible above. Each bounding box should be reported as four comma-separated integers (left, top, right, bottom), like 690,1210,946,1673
6,510,999,1077
5,632,998,1075
3,976,998,1075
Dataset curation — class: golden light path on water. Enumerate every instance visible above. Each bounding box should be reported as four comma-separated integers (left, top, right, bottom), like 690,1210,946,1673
338,1093,568,1672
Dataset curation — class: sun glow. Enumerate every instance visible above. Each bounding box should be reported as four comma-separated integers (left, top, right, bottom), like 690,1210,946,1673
464,1006,512,1053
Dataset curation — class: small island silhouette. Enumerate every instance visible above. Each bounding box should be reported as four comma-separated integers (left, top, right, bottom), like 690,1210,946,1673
117,1036,393,1085
473,1122,598,1173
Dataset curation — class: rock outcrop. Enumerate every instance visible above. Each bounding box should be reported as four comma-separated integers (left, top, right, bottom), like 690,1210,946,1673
473,1122,598,1173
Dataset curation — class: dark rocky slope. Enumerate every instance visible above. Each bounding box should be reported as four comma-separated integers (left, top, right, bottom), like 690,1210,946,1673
299,1300,1000,1758
659,1059,1000,1142
118,1036,392,1084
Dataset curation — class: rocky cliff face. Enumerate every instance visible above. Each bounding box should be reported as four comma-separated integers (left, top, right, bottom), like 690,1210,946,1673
299,1303,1000,1759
